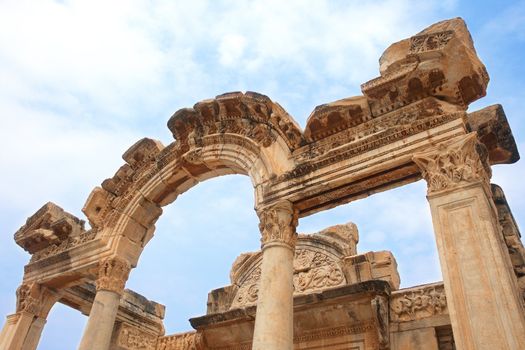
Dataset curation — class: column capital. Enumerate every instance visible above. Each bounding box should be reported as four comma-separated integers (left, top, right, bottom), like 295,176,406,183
16,282,41,316
413,133,491,196
257,200,298,250
96,257,131,295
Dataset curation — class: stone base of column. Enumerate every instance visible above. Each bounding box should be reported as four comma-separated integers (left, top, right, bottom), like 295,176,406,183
0,312,35,350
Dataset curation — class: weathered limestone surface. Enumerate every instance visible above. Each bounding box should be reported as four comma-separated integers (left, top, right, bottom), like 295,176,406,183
413,133,525,349
1,16,524,350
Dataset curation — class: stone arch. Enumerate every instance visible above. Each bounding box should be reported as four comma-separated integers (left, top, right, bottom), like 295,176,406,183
81,91,305,266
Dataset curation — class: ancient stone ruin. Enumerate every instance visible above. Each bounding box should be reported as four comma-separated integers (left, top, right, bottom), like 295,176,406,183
1,17,525,350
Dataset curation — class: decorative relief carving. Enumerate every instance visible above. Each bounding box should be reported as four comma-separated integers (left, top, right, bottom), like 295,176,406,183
230,267,261,309
29,230,97,263
96,257,131,295
230,249,346,309
294,321,375,343
390,283,447,322
16,283,40,315
293,249,345,293
210,344,251,350
117,323,158,350
409,30,454,53
284,109,462,180
157,332,203,350
413,133,491,194
257,200,298,249
168,91,303,151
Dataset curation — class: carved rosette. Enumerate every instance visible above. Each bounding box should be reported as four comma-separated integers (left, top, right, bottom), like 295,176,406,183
96,257,131,295
413,133,491,195
257,200,298,250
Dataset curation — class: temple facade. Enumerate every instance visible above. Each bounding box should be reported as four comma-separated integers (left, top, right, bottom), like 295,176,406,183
1,17,524,349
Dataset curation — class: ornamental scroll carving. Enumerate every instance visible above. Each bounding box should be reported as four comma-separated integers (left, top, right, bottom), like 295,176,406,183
96,257,131,295
409,30,454,53
293,249,345,293
413,133,491,194
230,249,345,309
157,332,203,350
257,200,298,249
117,323,158,350
390,283,447,322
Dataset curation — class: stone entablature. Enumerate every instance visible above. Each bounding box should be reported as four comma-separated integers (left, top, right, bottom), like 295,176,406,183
2,16,525,350
15,18,520,285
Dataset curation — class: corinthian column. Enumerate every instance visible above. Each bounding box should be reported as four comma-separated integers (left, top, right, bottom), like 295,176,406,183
78,257,131,350
0,283,60,350
252,200,298,350
413,133,525,350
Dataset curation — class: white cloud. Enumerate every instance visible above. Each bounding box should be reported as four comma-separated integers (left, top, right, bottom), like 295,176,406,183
218,34,247,66
1,0,525,348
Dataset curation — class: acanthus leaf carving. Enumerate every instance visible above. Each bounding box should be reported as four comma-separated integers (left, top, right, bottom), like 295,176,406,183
257,200,298,250
96,257,131,295
413,132,491,195
16,282,40,315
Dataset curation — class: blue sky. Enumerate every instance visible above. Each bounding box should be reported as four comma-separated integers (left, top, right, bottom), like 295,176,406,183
1,1,524,349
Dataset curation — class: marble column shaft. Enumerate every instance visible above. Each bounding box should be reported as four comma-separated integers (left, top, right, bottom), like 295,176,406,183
78,257,131,350
252,200,298,350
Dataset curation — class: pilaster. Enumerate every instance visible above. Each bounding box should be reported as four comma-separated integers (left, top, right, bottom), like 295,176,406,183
413,133,525,349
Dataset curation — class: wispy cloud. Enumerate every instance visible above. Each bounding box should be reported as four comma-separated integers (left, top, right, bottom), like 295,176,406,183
1,1,524,348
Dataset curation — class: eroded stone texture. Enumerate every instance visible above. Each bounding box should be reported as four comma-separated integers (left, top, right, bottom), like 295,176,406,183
468,104,520,164
1,16,524,350
492,184,525,301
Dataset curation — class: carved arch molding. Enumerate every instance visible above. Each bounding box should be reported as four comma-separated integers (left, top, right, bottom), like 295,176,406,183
15,18,519,290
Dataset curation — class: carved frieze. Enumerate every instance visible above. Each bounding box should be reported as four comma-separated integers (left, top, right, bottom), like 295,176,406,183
96,257,131,295
413,133,491,195
390,283,447,322
29,230,97,263
293,321,375,343
116,323,158,350
409,30,454,53
157,332,203,350
257,200,298,249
